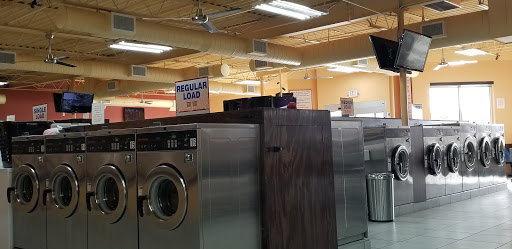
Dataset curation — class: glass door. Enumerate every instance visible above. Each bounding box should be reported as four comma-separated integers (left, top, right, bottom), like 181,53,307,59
89,165,127,224
8,164,40,213
46,164,79,218
391,145,409,181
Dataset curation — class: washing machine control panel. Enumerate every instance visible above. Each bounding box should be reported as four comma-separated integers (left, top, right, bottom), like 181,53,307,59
137,130,198,151
46,137,86,153
87,134,136,152
12,139,45,155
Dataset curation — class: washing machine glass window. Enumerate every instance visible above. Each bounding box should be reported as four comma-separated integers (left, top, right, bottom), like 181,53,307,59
493,137,505,166
49,165,79,217
427,143,443,176
447,143,461,173
13,164,40,213
92,165,127,224
392,145,409,181
143,165,187,231
463,138,476,171
480,137,492,168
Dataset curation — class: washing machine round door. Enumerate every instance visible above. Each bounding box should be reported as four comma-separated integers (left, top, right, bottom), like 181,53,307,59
48,164,79,218
92,165,127,224
10,164,40,213
463,137,476,171
142,165,187,231
446,142,461,173
479,137,492,168
493,137,505,166
427,143,443,176
391,145,409,181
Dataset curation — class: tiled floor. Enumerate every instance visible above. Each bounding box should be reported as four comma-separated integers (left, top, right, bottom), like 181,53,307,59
368,182,512,249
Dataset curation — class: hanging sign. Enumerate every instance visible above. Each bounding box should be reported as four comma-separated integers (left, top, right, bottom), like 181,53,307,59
91,103,105,125
290,90,313,110
340,98,354,116
32,104,48,121
175,77,210,116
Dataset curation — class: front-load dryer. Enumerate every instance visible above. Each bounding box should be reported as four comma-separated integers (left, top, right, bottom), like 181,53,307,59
44,133,87,249
490,124,506,185
476,125,493,188
458,123,479,191
136,124,260,249
442,127,462,195
7,135,47,249
85,129,137,249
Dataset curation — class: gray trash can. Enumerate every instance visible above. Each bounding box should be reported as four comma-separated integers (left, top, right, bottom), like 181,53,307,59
366,173,394,222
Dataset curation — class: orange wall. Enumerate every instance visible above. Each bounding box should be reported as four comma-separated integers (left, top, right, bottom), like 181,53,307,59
413,60,512,141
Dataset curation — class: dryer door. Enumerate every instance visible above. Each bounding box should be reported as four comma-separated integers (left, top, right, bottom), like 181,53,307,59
427,143,443,176
446,142,461,173
7,164,40,213
463,137,476,171
91,165,127,224
391,145,409,181
48,164,79,218
141,165,187,231
493,137,505,166
479,137,492,168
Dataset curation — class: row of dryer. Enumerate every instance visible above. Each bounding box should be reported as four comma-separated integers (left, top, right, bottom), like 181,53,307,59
6,124,261,249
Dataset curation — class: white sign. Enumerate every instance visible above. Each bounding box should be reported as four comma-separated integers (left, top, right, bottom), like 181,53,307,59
340,98,354,116
497,98,505,109
32,104,48,121
175,77,210,116
290,90,313,110
411,104,423,119
6,115,15,121
91,103,105,125
83,113,90,119
348,90,359,98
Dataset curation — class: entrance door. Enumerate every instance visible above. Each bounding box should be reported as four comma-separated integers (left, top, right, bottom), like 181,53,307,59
88,165,127,224
46,164,79,217
7,164,40,213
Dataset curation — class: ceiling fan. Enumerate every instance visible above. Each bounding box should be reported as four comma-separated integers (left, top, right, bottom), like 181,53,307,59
142,0,243,33
433,49,448,71
433,48,478,71
43,34,77,68
299,70,333,82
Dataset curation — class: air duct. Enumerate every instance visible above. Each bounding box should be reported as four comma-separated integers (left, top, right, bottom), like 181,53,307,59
55,7,302,65
98,97,176,110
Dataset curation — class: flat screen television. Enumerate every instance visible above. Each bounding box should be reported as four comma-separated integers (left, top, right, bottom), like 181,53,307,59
395,29,432,72
123,108,145,121
61,92,94,113
369,35,400,73
52,93,63,112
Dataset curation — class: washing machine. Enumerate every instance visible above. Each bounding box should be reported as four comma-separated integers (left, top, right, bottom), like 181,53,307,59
458,123,479,191
490,124,506,185
85,129,137,249
6,135,47,249
44,133,87,249
136,124,260,249
442,126,462,195
476,124,493,188
416,126,446,199
363,126,413,206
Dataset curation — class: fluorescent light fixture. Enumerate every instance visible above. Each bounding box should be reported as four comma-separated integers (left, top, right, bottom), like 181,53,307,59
455,48,489,56
478,0,488,10
0,82,8,86
328,66,370,74
448,60,478,66
235,80,265,85
255,0,327,20
110,41,172,53
433,64,448,71
164,90,175,94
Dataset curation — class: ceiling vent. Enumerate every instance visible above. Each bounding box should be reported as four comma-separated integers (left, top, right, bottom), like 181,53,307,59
131,65,147,77
246,85,256,94
101,100,112,104
198,67,210,77
353,59,368,67
249,40,268,56
107,81,119,91
424,0,461,12
112,13,136,33
0,51,16,65
254,60,272,70
421,21,446,39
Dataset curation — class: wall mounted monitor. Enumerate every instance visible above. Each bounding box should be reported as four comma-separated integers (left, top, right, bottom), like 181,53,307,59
123,107,145,121
61,92,94,113
52,93,63,112
369,35,400,73
395,29,433,72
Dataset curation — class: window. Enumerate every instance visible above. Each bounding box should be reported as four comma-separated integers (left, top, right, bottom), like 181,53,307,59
429,83,492,124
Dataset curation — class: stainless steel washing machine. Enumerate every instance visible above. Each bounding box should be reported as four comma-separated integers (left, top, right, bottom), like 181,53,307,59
85,129,137,249
136,124,260,249
331,119,367,246
417,126,446,199
442,127,462,195
476,124,493,188
458,123,479,191
490,124,506,185
44,133,87,249
363,127,413,206
6,135,47,249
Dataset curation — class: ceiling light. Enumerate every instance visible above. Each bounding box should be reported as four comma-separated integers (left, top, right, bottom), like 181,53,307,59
235,80,266,85
433,63,448,71
447,60,478,66
478,0,488,10
454,48,489,56
328,66,370,74
110,41,173,53
255,0,327,20
0,82,8,86
164,90,175,94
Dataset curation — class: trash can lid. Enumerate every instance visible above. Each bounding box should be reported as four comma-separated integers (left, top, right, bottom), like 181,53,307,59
367,173,394,180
